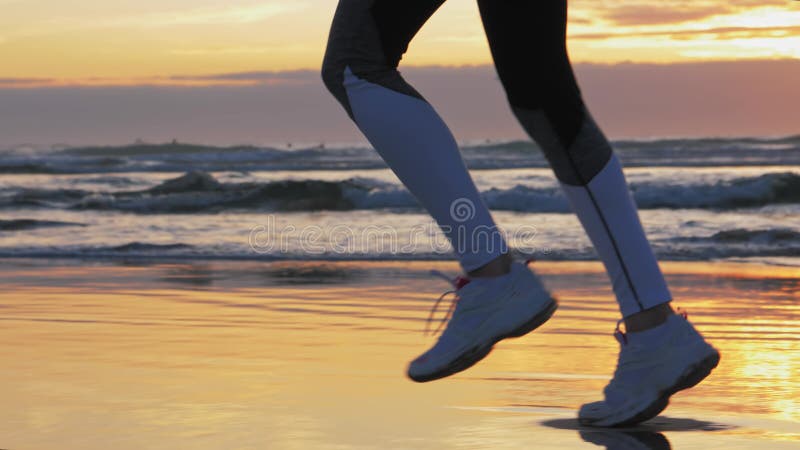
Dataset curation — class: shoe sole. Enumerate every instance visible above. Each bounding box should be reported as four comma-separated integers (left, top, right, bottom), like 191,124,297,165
408,298,558,383
579,349,721,428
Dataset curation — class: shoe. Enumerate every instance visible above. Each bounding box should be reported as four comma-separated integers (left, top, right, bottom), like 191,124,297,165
407,261,557,383
578,312,720,427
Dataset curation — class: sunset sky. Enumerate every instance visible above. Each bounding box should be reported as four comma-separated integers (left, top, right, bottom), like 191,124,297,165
1,0,799,145
2,0,799,83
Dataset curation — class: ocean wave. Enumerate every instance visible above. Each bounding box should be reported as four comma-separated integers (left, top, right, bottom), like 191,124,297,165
669,227,800,259
633,172,800,209
0,143,386,174
0,162,55,174
79,176,144,187
0,237,798,263
108,242,193,252
74,171,358,213
57,142,275,158
2,135,800,174
0,242,196,259
708,228,800,243
1,188,90,208
1,170,799,214
0,219,86,231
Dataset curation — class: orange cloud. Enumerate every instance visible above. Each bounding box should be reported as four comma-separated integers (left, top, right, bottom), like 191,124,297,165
601,5,729,25
592,0,790,26
572,25,800,40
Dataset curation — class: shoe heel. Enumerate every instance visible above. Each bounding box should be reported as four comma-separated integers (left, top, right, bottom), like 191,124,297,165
673,350,721,393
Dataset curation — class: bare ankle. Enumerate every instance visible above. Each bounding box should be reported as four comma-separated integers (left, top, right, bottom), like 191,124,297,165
624,303,674,333
467,253,512,278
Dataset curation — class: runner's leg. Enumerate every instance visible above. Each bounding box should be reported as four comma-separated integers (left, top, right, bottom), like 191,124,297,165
477,0,671,317
477,3,718,428
322,0,506,272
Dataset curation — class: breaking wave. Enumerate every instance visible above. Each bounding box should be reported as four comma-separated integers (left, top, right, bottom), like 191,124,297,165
2,170,799,214
0,219,86,231
2,135,800,174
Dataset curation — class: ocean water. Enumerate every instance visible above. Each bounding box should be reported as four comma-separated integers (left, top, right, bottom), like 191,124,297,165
1,136,799,265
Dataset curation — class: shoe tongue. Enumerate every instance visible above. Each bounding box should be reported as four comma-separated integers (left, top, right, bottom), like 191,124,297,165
455,268,517,305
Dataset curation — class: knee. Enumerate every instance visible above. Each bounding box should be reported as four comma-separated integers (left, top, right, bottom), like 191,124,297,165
320,53,356,119
322,54,426,113
320,56,342,98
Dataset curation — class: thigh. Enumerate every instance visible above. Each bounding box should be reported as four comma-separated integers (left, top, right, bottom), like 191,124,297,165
477,0,610,184
324,0,445,73
322,0,445,112
477,0,584,139
371,0,446,68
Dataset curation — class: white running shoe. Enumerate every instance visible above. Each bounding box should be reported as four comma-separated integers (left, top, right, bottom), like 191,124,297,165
407,261,557,383
578,312,720,427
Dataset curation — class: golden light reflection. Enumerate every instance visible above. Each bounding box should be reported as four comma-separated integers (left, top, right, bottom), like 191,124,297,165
0,260,798,448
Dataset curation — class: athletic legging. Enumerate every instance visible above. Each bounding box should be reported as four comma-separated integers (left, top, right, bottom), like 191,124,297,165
321,0,670,317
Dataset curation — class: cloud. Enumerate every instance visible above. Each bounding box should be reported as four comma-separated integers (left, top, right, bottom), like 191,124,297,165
151,3,306,26
0,71,320,88
572,25,800,40
0,77,55,86
168,44,309,56
103,3,309,27
1,60,798,149
584,0,791,26
7,2,310,37
168,70,318,86
601,5,728,25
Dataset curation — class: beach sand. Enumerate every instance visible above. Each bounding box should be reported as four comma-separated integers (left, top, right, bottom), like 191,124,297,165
0,259,798,449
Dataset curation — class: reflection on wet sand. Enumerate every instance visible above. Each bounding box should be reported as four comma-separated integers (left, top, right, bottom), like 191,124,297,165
0,259,797,449
580,429,672,450
544,416,737,450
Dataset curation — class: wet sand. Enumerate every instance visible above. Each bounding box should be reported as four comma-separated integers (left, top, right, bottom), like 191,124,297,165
0,259,798,449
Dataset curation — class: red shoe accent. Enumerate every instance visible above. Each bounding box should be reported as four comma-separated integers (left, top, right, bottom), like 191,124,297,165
614,318,628,345
453,275,471,290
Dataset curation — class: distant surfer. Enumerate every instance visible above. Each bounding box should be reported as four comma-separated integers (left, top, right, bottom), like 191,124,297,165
321,0,719,426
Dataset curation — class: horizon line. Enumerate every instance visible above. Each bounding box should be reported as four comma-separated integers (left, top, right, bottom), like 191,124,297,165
2,57,798,89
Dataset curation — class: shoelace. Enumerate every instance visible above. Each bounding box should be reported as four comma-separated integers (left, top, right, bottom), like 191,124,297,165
423,258,537,336
425,270,470,336
613,307,688,345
